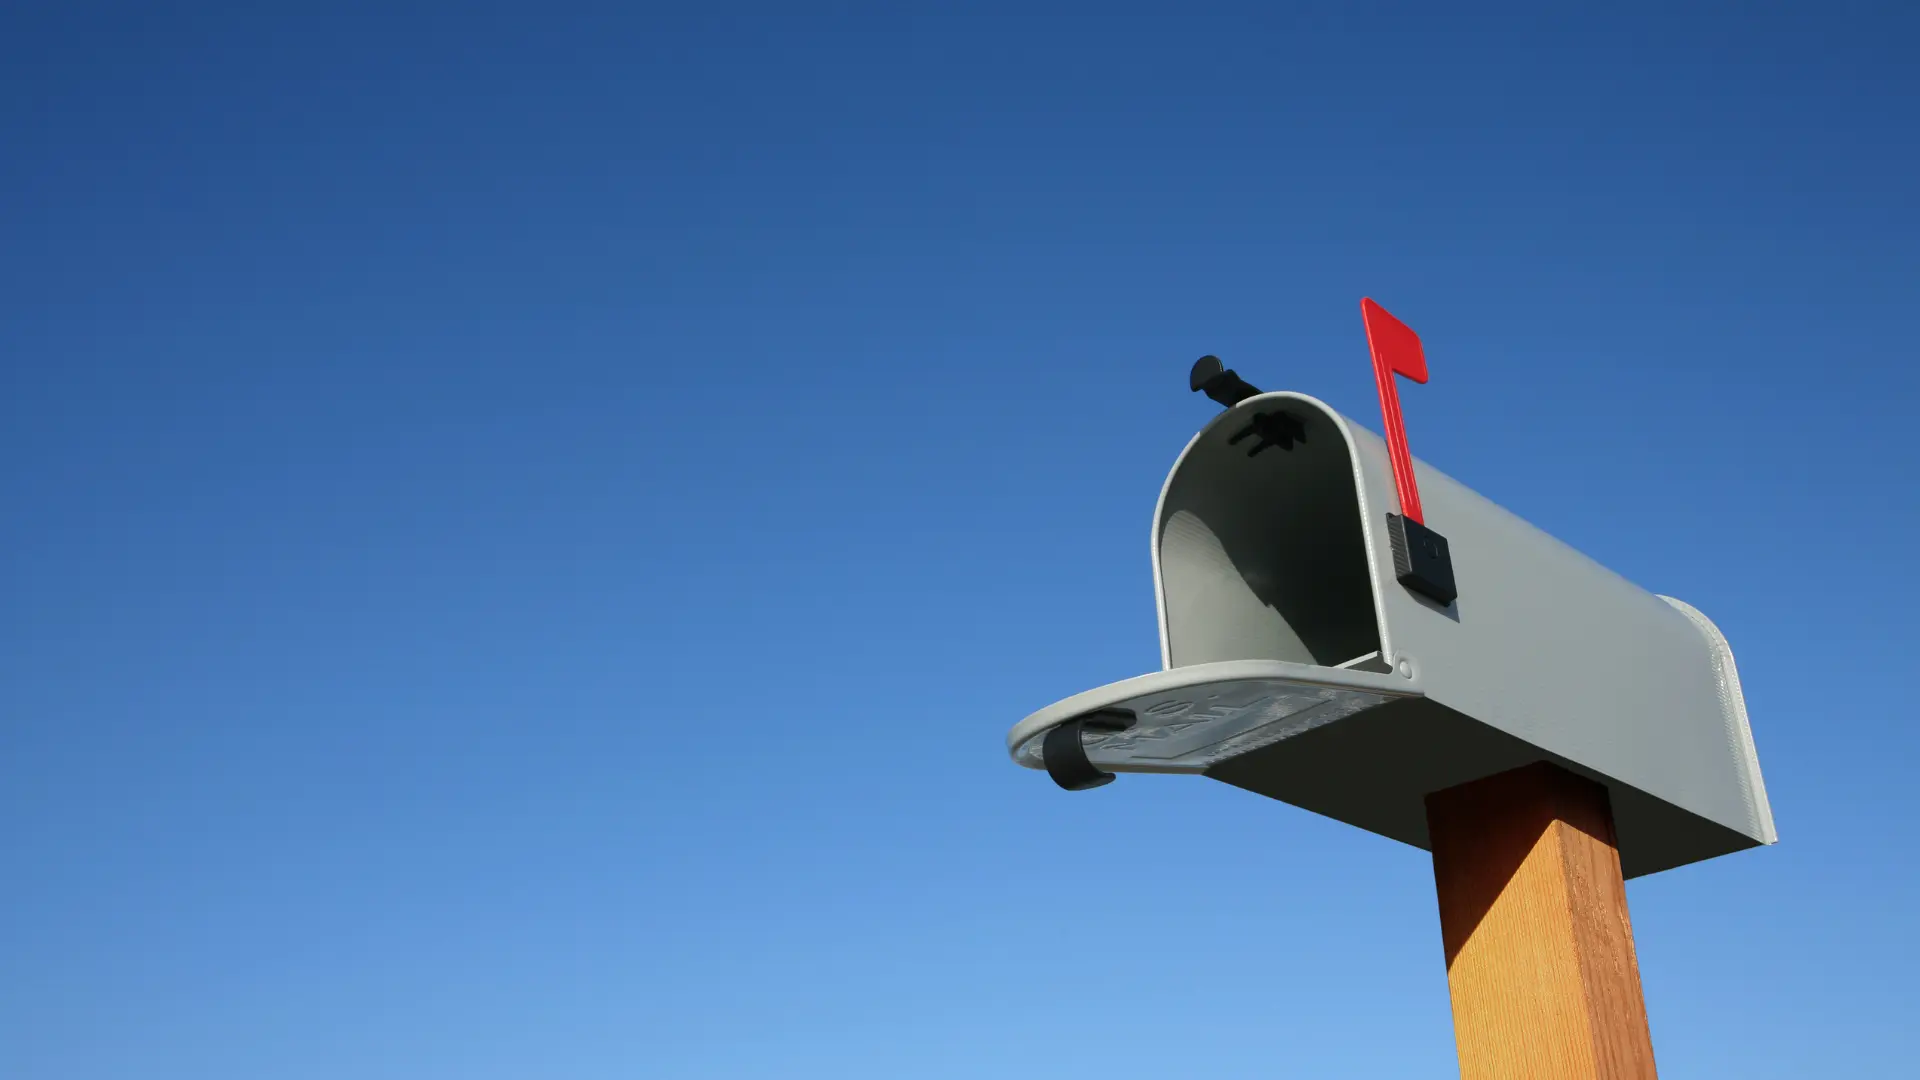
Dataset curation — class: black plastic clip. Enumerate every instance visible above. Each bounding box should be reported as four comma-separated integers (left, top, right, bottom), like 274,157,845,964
1189,355,1262,408
1387,513,1458,606
1041,708,1137,791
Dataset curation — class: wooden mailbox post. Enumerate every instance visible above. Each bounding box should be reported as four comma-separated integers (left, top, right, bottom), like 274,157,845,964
1430,763,1657,1079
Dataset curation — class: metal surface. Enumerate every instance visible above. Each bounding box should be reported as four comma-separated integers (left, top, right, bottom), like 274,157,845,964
1008,390,1776,877
1007,660,1417,776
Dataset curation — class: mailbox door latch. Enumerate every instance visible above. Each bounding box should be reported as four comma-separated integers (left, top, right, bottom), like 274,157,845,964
1041,708,1137,791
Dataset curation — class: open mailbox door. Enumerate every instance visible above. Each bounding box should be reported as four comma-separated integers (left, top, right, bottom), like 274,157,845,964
1007,391,1775,878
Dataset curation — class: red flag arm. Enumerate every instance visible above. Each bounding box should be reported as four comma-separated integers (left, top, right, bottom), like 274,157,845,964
1360,298,1429,524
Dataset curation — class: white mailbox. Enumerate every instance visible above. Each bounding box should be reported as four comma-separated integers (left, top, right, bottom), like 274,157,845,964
1005,387,1774,878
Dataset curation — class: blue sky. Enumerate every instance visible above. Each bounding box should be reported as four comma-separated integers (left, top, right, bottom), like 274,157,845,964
3,7,1916,1078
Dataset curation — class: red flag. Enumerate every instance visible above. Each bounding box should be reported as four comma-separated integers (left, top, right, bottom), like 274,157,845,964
1362,298,1427,384
1361,298,1429,524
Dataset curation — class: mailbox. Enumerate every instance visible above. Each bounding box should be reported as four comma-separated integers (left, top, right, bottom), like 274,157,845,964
1005,389,1775,878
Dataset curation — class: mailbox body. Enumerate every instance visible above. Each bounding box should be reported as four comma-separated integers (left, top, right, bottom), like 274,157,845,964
1008,392,1774,878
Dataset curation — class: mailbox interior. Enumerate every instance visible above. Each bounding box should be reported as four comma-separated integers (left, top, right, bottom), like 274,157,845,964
1156,398,1383,671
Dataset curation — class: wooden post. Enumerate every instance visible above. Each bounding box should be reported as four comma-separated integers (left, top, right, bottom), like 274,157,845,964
1426,763,1658,1080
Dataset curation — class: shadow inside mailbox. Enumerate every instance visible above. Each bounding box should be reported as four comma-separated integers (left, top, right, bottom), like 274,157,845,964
1157,400,1383,669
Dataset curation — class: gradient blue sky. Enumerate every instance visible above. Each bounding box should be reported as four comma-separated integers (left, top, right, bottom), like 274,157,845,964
4,7,1917,1078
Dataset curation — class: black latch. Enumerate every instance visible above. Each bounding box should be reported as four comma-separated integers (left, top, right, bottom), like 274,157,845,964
1041,708,1137,791
1189,355,1262,408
